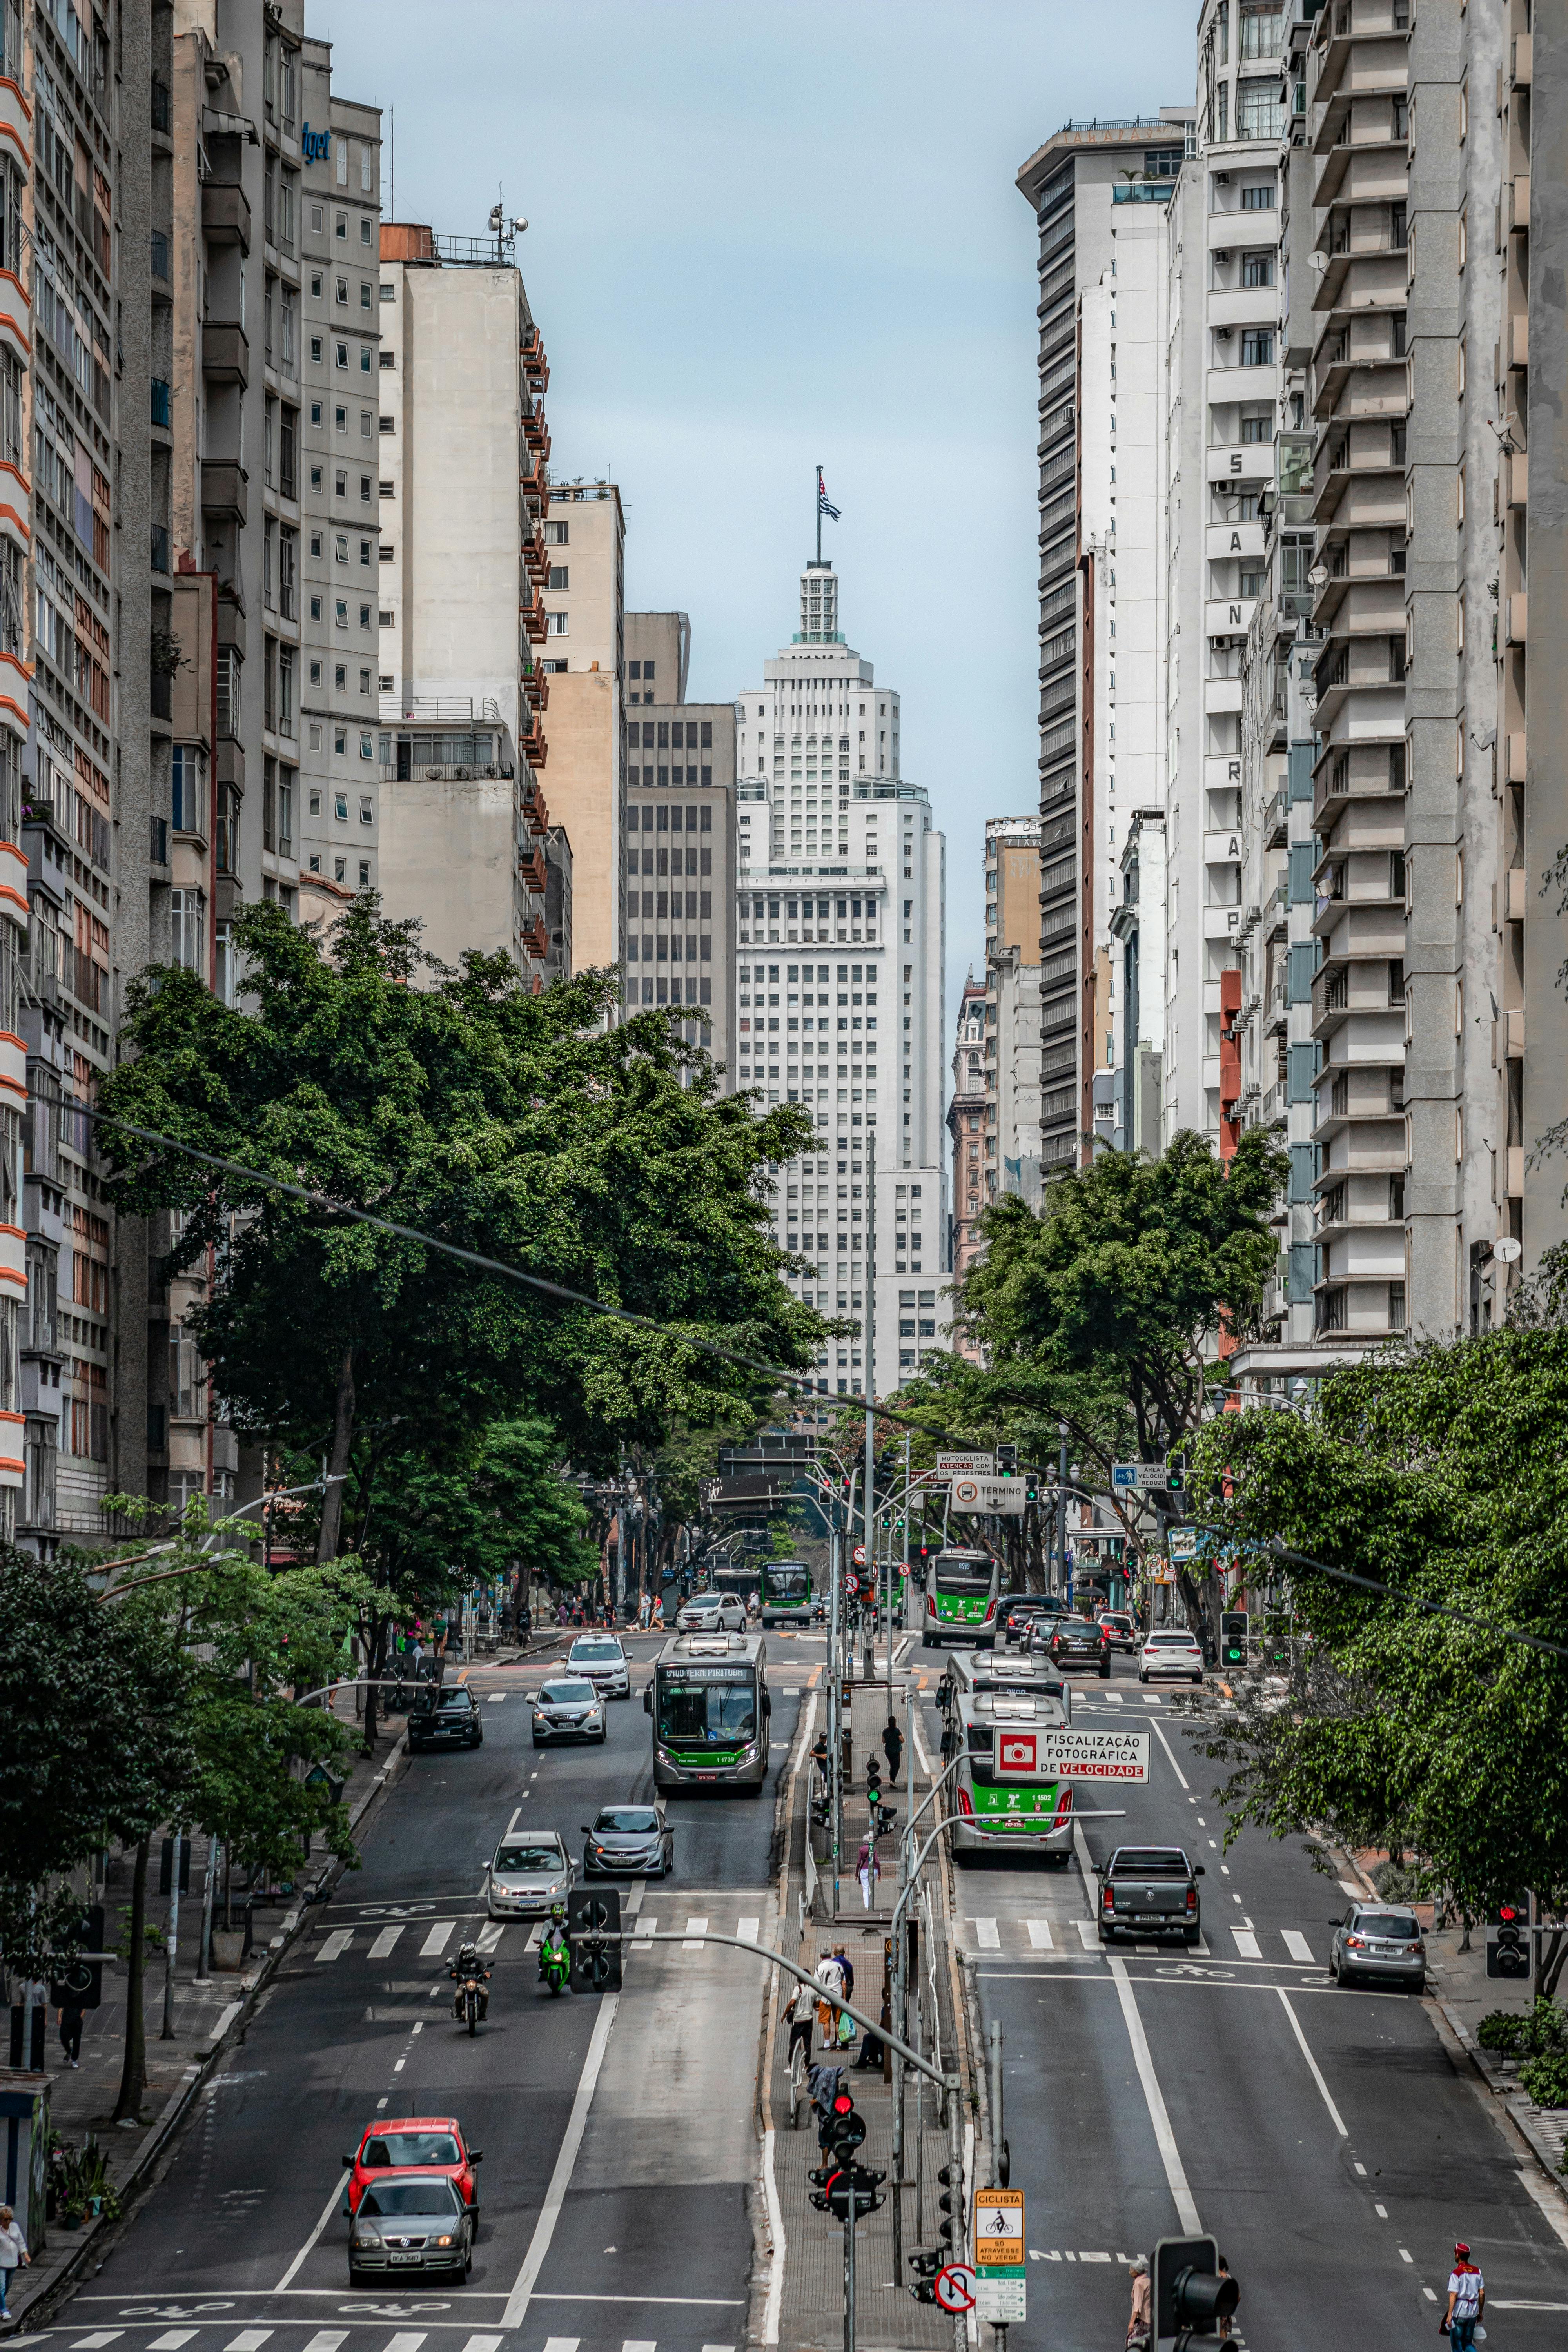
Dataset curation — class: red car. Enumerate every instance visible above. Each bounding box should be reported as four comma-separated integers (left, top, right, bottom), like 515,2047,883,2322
341,2115,482,2217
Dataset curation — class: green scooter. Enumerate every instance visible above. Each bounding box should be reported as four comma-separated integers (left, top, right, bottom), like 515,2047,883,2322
539,1902,570,1996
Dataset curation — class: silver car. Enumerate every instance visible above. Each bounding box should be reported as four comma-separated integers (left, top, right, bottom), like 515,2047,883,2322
529,1676,606,1745
567,1634,631,1700
1328,1902,1427,1991
487,1829,572,1919
677,1593,746,1633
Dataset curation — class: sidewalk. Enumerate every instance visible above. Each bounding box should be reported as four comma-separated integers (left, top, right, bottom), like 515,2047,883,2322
3,1693,416,2332
1344,1842,1568,2189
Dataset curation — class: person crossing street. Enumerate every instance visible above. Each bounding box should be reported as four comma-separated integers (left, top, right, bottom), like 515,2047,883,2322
1442,2243,1485,2346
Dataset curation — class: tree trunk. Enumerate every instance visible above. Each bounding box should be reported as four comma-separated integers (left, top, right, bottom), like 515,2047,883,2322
316,1346,356,1562
113,1837,150,2123
363,1607,387,1754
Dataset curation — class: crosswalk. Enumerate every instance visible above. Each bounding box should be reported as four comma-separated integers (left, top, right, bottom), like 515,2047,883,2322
311,1906,771,1963
963,1916,1322,1964
75,2337,734,2352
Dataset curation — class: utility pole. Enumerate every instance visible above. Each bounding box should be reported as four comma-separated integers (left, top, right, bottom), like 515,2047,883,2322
829,1506,843,1912
1055,1419,1069,1596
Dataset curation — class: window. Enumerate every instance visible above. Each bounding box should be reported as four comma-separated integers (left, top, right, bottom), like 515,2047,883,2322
547,611,569,635
1240,181,1275,210
171,887,206,973
359,858,371,885
1240,329,1274,366
334,598,348,627
380,283,394,302
335,276,348,307
360,282,372,310
361,218,373,247
359,734,374,763
310,203,324,232
360,345,373,373
1236,85,1283,140
379,414,394,435
548,566,569,590
310,271,323,298
1240,412,1271,442
335,211,347,240
334,790,348,819
335,341,348,370
1241,250,1274,287
544,520,568,544
378,348,394,370
309,335,323,365
310,401,323,426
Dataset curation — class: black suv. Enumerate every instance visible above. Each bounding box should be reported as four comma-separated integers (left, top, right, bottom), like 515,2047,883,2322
408,1685,483,1752
1028,1613,1111,1678
1002,1595,1074,1646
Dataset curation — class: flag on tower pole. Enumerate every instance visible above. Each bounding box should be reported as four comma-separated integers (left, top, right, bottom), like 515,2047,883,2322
816,465,840,563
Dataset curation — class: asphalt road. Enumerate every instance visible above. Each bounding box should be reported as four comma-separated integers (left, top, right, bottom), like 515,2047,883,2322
54,1631,810,2352
935,1645,1568,2350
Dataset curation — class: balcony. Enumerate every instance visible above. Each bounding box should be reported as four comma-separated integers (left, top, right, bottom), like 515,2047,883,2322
519,916,548,961
1264,786,1289,848
201,460,248,523
202,320,249,385
203,180,252,256
1507,592,1528,646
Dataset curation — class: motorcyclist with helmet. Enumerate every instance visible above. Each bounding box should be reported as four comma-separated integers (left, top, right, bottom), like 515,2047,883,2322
448,1939,492,2022
539,1901,570,1994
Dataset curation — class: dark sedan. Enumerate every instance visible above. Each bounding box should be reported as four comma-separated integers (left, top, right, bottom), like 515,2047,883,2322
1001,1596,1074,1646
408,1686,483,1752
581,1802,673,1877
1029,1614,1111,1677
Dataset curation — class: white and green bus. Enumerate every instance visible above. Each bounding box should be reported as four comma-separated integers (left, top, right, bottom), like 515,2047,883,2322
938,1649,1076,1864
707,1558,815,1627
645,1630,771,1792
921,1547,1001,1649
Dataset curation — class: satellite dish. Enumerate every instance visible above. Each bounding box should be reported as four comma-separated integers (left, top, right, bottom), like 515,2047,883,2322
1494,1236,1523,1263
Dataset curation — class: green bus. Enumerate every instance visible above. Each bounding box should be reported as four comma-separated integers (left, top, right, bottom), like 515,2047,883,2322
646,1630,771,1791
921,1548,1001,1649
708,1558,815,1626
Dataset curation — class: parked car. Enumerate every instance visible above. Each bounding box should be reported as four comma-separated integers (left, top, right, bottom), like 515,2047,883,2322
566,1633,631,1700
1138,1629,1205,1684
487,1829,573,1918
408,1685,483,1752
1096,1845,1204,1947
529,1677,606,1746
341,2115,481,2219
1328,1902,1427,1991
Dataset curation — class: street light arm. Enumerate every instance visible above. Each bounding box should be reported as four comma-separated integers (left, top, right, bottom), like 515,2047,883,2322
891,1815,958,1938
903,1746,965,1843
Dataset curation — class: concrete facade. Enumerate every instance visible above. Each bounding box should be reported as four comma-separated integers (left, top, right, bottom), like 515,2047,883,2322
623,696,736,1069
536,481,624,979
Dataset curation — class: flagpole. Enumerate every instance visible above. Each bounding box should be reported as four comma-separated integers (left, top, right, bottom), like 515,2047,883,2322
815,465,822,565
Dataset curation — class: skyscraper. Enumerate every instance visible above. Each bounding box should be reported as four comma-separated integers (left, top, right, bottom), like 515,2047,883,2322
731,558,947,1398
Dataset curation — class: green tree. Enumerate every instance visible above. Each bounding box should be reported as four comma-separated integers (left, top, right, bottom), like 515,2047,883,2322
1182,1304,1568,1915
98,900,821,1560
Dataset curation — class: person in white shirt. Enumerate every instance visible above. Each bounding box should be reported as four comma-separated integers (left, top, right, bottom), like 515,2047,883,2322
1444,2242,1485,2348
0,2206,31,2319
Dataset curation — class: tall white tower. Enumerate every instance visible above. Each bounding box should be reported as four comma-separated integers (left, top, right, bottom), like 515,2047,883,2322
732,562,948,1401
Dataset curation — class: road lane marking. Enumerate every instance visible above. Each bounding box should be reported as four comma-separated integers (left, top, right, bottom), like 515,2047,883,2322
368,1927,404,1960
541,2340,579,2352
636,1916,656,1936
1147,1717,1190,1791
974,1918,1001,1950
275,2165,352,2292
1276,1987,1348,2136
1231,1929,1260,1959
458,2337,504,2352
621,2341,657,2352
223,2334,272,2350
738,1916,760,1944
682,1915,710,1950
71,2336,123,2347
1141,1693,1162,1706
1074,1920,1098,1950
1282,1931,1314,1964
316,1931,352,1963
301,2335,348,2352
1399,2249,1412,2263
501,1882,644,2330
486,1694,506,1703
1105,1956,1200,2232
475,1923,505,1953
421,1922,456,1956
148,2336,197,2349
1027,1920,1053,1950
1102,1692,1123,1704
505,1806,523,1835
1374,2203,1387,2217
383,2336,428,2352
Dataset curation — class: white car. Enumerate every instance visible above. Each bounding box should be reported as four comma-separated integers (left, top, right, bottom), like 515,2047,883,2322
567,1633,631,1700
677,1593,747,1633
1139,1629,1205,1684
487,1828,572,1918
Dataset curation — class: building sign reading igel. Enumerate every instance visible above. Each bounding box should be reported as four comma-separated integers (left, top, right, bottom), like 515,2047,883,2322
300,122,330,164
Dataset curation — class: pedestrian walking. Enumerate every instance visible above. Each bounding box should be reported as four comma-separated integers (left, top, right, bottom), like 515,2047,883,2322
814,1950,845,2049
0,2206,30,2320
58,1998,85,2067
857,1835,880,1909
811,1730,830,1788
832,1942,854,2004
1125,2257,1151,2347
1443,2243,1485,2347
786,1971,815,2074
882,1714,903,1779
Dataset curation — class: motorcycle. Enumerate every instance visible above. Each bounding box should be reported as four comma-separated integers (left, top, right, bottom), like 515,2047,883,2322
451,1967,490,2034
539,1933,570,1997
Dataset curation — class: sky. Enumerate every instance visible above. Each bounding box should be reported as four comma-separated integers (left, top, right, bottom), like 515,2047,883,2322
320,0,1197,1022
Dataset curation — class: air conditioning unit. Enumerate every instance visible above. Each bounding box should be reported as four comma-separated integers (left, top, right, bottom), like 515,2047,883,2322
425,766,442,780
1215,170,1231,184
485,762,499,777
453,765,472,779
1214,249,1232,264
1215,325,1234,339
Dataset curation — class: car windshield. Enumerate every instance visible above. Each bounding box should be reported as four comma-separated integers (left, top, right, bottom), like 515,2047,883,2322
360,2179,463,2216
494,1842,563,1874
1356,1911,1421,1939
572,1642,622,1661
1111,1849,1190,1874
595,1808,659,1834
540,1680,596,1705
934,1559,993,1595
684,1598,720,1613
656,1666,757,1745
363,2132,461,2169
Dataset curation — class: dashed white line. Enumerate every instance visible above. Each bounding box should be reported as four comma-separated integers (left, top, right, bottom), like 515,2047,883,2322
1231,1929,1260,1960
1106,1955,1200,2232
1282,1931,1315,1965
368,1926,404,1960
1277,1987,1348,2136
420,1920,456,1956
1027,1919,1054,1950
683,1914,710,1950
316,1930,352,1963
974,1918,1001,1950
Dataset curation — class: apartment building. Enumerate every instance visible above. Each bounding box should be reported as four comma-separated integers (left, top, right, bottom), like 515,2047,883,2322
1015,113,1192,1173
732,559,948,1397
367,219,557,981
624,610,690,707
538,480,624,978
948,976,988,1354
984,815,1044,1203
620,638,737,1072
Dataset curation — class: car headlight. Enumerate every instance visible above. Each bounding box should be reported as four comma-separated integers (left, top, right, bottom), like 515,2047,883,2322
353,2228,382,2248
434,2233,455,2248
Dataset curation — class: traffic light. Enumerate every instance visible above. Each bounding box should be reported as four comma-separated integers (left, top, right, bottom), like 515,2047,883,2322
1165,1461,1186,1497
1024,1466,1039,1501
1153,2235,1239,2339
1487,1898,1530,1980
566,1887,622,1992
1221,1610,1248,1669
809,2163,886,2220
996,1443,1018,1474
909,2249,942,2303
49,1905,104,2011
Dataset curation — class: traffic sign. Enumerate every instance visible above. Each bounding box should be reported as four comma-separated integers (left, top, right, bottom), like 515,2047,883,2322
938,1452,994,1478
996,1726,1149,1782
851,1544,866,1565
950,1475,1026,1517
975,2186,1025,2268
934,2263,977,2314
975,2276,1027,2323
1112,1461,1176,1491
1169,1527,1197,1562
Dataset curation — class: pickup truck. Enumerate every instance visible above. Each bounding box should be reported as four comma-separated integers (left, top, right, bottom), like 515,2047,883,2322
1095,1844,1204,1946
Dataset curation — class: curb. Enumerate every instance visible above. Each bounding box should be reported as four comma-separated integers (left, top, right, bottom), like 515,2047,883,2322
13,1733,412,2335
1436,1998,1568,2194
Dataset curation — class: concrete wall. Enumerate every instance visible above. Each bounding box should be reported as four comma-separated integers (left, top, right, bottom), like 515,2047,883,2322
546,666,623,974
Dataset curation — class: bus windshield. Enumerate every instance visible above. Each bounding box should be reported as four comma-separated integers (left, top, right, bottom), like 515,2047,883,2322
657,1664,758,1746
935,1559,994,1595
768,1566,812,1605
709,1567,759,1598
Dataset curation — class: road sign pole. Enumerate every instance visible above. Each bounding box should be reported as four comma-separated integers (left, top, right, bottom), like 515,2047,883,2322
844,2188,856,2352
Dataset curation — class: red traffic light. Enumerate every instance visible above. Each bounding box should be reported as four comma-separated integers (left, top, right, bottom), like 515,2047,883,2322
832,2092,855,2116
1499,1903,1521,1922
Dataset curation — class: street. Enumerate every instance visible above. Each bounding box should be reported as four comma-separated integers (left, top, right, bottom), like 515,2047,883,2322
45,1633,808,2352
940,1649,1568,2347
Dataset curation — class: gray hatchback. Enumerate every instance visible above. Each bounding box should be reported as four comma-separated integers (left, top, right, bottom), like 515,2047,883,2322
1328,1902,1426,1991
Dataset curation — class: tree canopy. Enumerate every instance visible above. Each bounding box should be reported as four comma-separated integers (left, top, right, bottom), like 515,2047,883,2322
97,900,821,1552
1183,1303,1568,1912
